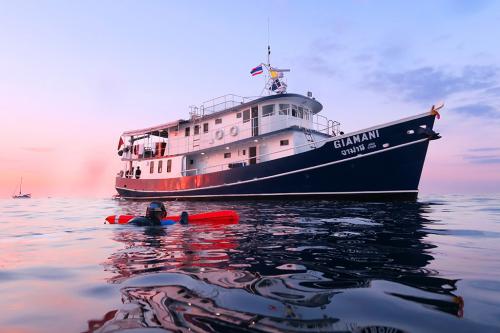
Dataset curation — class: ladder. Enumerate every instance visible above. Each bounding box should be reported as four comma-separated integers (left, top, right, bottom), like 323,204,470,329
193,137,200,149
303,128,316,149
191,115,201,151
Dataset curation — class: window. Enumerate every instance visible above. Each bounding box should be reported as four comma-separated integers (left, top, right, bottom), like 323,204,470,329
203,123,209,133
279,104,289,115
242,149,246,155
215,118,222,124
236,112,242,118
291,105,298,117
262,104,275,117
243,109,250,123
280,139,289,146
158,160,163,173
157,142,167,157
150,161,154,174
167,159,172,172
298,107,304,119
194,125,200,135
185,127,190,136
224,152,231,158
190,159,194,165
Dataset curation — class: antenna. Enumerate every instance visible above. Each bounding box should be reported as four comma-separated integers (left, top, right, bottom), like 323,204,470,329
267,18,270,67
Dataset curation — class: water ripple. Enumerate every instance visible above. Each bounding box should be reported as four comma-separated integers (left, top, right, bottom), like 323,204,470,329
0,196,499,332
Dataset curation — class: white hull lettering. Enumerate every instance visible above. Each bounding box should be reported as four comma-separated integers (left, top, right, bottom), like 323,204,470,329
334,130,380,149
341,144,365,156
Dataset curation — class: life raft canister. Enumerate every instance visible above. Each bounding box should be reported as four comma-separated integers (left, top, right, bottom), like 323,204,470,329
229,126,238,136
215,129,224,140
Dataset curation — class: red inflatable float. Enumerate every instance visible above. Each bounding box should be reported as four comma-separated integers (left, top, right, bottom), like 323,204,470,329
105,210,239,225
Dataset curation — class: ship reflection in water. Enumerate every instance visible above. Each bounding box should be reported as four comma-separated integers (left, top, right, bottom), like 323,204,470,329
87,201,472,333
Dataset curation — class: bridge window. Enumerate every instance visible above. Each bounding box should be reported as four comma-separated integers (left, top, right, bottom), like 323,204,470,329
158,160,163,173
291,105,298,117
167,159,172,172
236,112,242,118
298,107,304,119
262,104,275,117
185,127,190,136
203,123,209,133
194,125,200,135
243,109,250,123
215,118,222,124
279,104,289,115
304,110,310,120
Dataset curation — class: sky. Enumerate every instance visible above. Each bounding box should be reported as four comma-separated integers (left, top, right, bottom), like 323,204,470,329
0,0,499,198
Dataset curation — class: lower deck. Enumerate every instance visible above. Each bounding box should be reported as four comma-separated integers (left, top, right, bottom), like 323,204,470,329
118,127,329,180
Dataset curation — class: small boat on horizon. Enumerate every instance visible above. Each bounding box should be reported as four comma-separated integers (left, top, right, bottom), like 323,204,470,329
12,177,31,199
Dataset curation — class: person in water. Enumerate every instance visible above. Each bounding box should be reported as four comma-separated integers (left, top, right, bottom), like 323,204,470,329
128,201,188,226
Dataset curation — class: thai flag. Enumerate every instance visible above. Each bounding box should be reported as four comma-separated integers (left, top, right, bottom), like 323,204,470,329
117,137,124,150
250,65,263,76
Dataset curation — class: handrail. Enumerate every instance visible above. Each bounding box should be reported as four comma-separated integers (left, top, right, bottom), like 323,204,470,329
191,130,339,175
191,94,260,116
182,168,200,176
172,112,333,146
174,126,342,177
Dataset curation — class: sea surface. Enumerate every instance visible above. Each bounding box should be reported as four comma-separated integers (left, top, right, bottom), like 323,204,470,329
0,195,499,333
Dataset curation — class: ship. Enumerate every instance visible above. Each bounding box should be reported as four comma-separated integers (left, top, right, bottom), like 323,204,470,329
114,62,442,200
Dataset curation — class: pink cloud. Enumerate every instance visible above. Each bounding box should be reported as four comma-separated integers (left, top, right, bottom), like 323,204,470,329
21,147,55,153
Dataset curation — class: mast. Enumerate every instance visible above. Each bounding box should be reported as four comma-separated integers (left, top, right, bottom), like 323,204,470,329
19,177,22,195
255,19,290,95
267,17,270,67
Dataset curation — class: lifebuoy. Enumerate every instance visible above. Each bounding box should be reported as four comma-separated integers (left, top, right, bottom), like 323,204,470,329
215,129,224,140
230,126,238,136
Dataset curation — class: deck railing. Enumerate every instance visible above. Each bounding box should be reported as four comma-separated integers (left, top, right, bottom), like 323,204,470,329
189,94,259,117
123,111,341,160
179,133,339,176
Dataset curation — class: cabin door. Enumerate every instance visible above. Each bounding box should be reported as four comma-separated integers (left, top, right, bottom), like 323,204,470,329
251,106,259,136
249,146,257,165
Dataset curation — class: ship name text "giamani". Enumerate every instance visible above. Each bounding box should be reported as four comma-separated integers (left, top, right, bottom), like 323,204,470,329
333,130,380,149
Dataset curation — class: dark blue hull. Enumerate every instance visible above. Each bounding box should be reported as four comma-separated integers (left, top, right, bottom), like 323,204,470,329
116,113,439,200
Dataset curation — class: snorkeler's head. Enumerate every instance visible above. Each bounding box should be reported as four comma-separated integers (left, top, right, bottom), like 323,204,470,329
146,201,167,220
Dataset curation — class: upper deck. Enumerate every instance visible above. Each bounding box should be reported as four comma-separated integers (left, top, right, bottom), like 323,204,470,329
119,93,339,160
